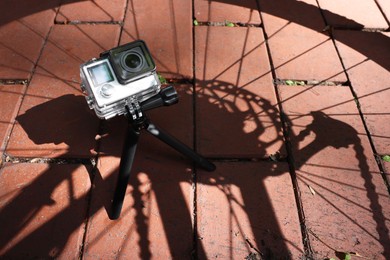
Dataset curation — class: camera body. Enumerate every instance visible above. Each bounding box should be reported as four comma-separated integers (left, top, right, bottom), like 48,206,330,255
80,40,161,119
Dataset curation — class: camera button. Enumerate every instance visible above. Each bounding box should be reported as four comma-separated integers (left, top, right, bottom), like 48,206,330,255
100,84,115,98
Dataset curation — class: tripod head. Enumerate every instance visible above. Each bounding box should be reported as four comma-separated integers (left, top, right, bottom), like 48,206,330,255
140,85,178,111
124,85,178,122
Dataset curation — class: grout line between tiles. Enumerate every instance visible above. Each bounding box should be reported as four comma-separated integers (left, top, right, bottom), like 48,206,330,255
335,63,390,194
79,120,104,260
0,79,29,85
1,22,55,169
78,2,130,258
193,21,262,28
275,79,348,86
256,1,314,258
116,0,130,47
2,153,95,165
191,0,200,257
331,27,390,32
54,21,123,25
316,0,390,194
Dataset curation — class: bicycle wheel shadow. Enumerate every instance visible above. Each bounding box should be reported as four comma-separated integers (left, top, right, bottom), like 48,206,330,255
211,0,390,72
0,80,291,259
287,109,390,258
87,81,300,259
2,0,389,73
1,82,383,259
0,94,98,258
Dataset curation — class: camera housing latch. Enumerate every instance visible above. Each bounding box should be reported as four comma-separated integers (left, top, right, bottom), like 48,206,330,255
125,97,143,121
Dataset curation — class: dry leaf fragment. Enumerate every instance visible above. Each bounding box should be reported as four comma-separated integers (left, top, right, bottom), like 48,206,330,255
349,252,369,259
308,185,316,195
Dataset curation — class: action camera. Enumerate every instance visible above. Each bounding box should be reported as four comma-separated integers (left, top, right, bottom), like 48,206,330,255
80,40,160,119
79,40,216,220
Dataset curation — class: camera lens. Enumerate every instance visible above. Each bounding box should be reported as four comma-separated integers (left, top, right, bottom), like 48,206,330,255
121,51,144,72
125,54,141,69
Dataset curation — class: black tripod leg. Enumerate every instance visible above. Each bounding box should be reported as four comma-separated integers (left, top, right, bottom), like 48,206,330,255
110,125,140,220
146,122,216,172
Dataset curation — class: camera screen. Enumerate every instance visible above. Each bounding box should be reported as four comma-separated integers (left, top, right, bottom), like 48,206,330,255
88,63,114,86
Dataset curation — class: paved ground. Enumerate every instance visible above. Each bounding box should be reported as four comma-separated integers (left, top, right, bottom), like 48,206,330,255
0,0,389,259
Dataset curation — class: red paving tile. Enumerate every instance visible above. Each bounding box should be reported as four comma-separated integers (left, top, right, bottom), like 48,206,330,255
197,162,303,259
260,0,347,82
0,163,91,259
83,86,195,258
56,0,126,23
6,24,120,158
0,9,56,79
194,0,261,24
0,85,25,159
195,26,285,158
120,0,193,79
278,85,390,259
317,0,389,29
333,30,390,155
364,115,390,156
83,155,194,259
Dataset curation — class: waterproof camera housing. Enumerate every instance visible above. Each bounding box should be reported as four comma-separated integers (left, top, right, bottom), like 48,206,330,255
80,40,160,119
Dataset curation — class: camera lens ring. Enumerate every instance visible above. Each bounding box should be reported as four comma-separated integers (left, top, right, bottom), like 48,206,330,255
120,51,145,73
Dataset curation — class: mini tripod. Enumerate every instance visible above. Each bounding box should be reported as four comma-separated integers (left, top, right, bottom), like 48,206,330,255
110,86,216,219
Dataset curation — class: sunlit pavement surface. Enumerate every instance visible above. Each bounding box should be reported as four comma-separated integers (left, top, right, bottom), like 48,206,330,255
0,1,389,259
